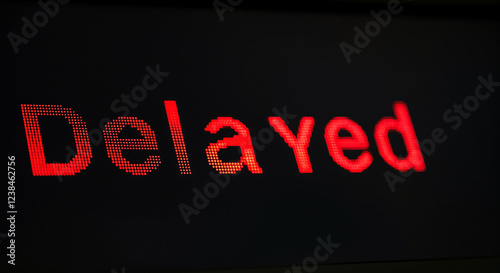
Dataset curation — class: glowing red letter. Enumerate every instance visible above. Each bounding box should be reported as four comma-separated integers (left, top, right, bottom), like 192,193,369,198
374,102,426,172
164,100,192,174
21,104,92,176
324,117,373,173
103,117,161,175
205,117,263,174
269,117,314,173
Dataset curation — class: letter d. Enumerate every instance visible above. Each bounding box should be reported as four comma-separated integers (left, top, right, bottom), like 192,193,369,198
353,26,371,48
192,188,209,210
21,16,38,39
374,102,426,172
21,104,92,176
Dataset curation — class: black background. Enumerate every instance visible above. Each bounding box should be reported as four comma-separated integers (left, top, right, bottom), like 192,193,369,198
1,1,500,272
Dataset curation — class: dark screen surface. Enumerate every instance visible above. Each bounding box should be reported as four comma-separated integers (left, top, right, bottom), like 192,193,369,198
1,1,500,272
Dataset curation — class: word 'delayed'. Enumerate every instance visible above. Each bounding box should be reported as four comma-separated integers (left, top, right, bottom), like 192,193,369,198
21,101,425,176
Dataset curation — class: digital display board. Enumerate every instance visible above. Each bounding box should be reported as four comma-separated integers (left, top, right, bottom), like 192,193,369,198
1,1,500,272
